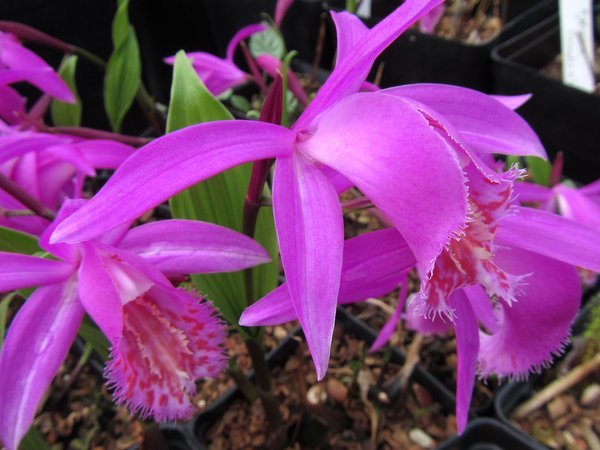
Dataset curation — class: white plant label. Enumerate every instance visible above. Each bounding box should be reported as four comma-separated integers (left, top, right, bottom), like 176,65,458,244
559,0,595,92
357,0,372,18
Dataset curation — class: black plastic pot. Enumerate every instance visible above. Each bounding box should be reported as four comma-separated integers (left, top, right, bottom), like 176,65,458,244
436,417,547,450
375,0,554,92
192,306,461,447
492,2,600,183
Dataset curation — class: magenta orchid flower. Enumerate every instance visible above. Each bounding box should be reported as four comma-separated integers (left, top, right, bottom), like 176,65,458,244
0,85,25,124
0,199,271,450
51,0,473,380
242,162,600,432
0,31,74,102
0,126,135,234
50,0,552,381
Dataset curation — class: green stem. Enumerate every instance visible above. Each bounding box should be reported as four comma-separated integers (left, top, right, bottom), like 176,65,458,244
281,51,297,128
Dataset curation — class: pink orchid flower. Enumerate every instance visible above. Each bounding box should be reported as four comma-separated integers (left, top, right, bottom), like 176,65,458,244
52,0,466,380
50,0,553,381
242,162,600,432
418,3,444,33
0,31,74,102
0,199,271,450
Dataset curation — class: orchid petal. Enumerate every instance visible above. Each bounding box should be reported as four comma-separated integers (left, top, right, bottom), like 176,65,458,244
330,11,369,67
405,296,452,334
273,154,343,379
554,184,600,230
226,24,266,61
0,132,69,164
239,284,295,326
77,242,124,342
0,279,83,450
240,228,415,326
419,4,444,33
0,252,74,291
39,199,85,262
0,85,25,124
514,182,553,205
274,0,294,26
166,52,247,96
118,219,270,275
491,94,532,110
462,284,499,334
300,93,467,280
51,121,295,244
296,0,443,129
370,273,408,351
75,140,136,169
449,290,479,434
0,36,74,102
383,84,546,158
479,246,581,378
255,55,308,106
497,207,600,272
579,179,600,199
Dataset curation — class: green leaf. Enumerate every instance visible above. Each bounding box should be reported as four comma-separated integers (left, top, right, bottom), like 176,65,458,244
78,318,110,361
21,427,52,450
0,293,17,348
249,23,285,59
525,156,551,186
0,226,40,254
230,95,251,113
51,55,82,126
167,52,278,327
104,0,141,132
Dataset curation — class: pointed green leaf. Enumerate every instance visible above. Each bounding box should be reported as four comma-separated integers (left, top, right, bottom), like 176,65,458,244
51,55,81,126
0,293,17,348
78,318,110,361
525,156,551,186
104,0,141,132
21,427,52,450
167,52,278,326
0,227,40,254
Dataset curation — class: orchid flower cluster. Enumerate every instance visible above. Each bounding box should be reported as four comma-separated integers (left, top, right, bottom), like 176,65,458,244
1,0,600,448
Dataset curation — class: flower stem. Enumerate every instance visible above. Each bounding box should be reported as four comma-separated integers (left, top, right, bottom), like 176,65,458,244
240,41,269,96
48,126,152,147
0,173,55,221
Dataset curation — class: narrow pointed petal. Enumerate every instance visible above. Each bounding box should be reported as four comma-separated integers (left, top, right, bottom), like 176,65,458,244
255,55,309,106
370,274,408,351
419,4,444,33
0,37,74,102
118,219,270,275
0,252,74,291
478,246,581,378
296,0,443,129
273,154,343,379
77,242,125,342
75,140,136,169
514,182,553,205
383,84,546,158
274,0,294,26
491,94,531,110
239,284,294,326
240,228,415,327
449,290,479,434
0,279,84,450
300,93,467,280
52,121,295,244
497,207,600,272
462,284,499,334
39,199,86,262
330,11,369,66
225,24,266,61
